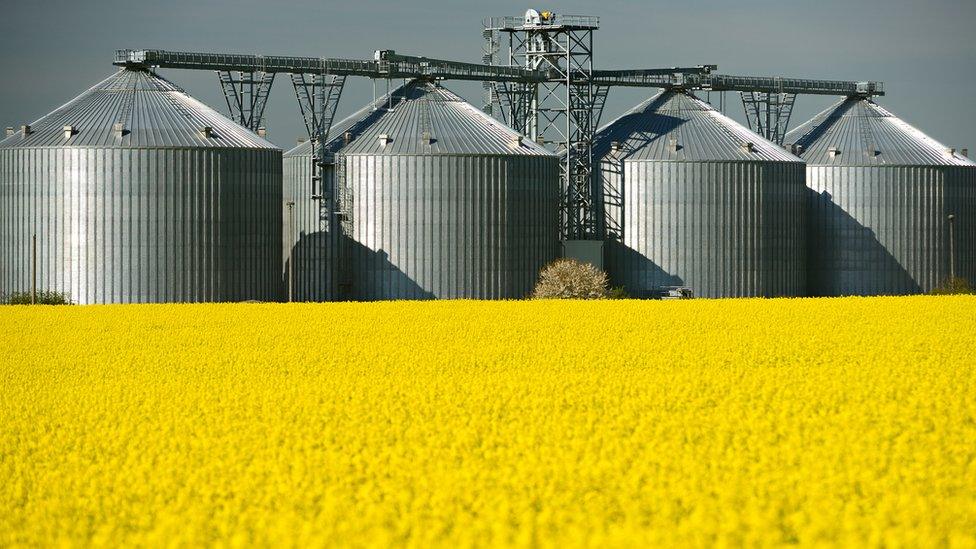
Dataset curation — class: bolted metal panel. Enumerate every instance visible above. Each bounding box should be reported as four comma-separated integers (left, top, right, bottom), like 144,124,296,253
788,98,976,295
0,68,282,304
805,166,976,295
343,153,560,300
603,160,806,298
595,90,807,298
0,147,282,304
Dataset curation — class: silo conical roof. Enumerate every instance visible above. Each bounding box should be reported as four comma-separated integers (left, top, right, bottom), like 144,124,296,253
785,97,975,167
594,90,800,162
338,80,552,156
0,68,277,149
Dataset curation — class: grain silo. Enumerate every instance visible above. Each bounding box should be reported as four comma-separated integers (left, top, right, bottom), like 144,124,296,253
786,98,976,296
593,90,807,298
337,80,559,300
282,85,407,302
0,68,282,304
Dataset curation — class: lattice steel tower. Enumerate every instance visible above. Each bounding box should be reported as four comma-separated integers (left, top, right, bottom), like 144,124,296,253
485,10,606,241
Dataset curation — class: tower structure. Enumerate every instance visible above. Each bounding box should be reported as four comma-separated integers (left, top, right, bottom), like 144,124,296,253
485,10,606,242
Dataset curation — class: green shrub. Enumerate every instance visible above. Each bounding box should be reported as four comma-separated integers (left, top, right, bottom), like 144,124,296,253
2,290,74,305
930,277,974,295
608,286,630,299
533,259,609,299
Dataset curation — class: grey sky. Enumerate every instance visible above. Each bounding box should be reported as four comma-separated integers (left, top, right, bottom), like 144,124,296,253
2,0,974,151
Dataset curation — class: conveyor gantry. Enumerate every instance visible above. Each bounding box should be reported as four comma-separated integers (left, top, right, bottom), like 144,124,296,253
114,49,547,84
114,37,884,242
113,49,883,132
592,70,884,97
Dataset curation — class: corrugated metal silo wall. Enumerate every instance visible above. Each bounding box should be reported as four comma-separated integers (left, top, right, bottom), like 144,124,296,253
604,160,807,298
343,154,560,300
806,165,976,295
0,147,282,304
282,151,338,301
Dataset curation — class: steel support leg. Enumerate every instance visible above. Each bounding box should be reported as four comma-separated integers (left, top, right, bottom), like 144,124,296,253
739,91,796,145
291,73,346,199
218,70,275,132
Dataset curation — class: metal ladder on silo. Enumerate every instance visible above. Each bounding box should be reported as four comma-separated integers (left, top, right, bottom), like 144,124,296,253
334,153,354,298
856,100,876,157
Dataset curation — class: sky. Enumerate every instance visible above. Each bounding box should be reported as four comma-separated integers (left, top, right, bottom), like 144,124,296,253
1,0,974,152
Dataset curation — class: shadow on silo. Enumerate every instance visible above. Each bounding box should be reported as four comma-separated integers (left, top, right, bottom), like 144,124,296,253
282,236,434,301
807,189,920,296
282,230,335,302
605,241,685,298
345,240,434,301
790,98,859,151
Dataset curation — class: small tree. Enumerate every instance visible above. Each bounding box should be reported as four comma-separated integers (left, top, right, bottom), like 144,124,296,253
930,277,974,295
533,258,609,299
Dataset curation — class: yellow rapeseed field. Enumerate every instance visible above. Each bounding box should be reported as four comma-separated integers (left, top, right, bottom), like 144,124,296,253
1,297,975,547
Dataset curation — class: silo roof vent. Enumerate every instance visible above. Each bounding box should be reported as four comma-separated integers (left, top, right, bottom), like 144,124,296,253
669,138,681,153
421,131,433,145
610,140,622,152
5,127,13,137
21,125,32,136
112,123,126,138
945,147,956,157
199,126,214,139
828,146,841,158
962,148,969,158
257,127,267,138
378,133,392,146
509,135,523,149
740,142,755,153
344,131,353,145
63,125,76,139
